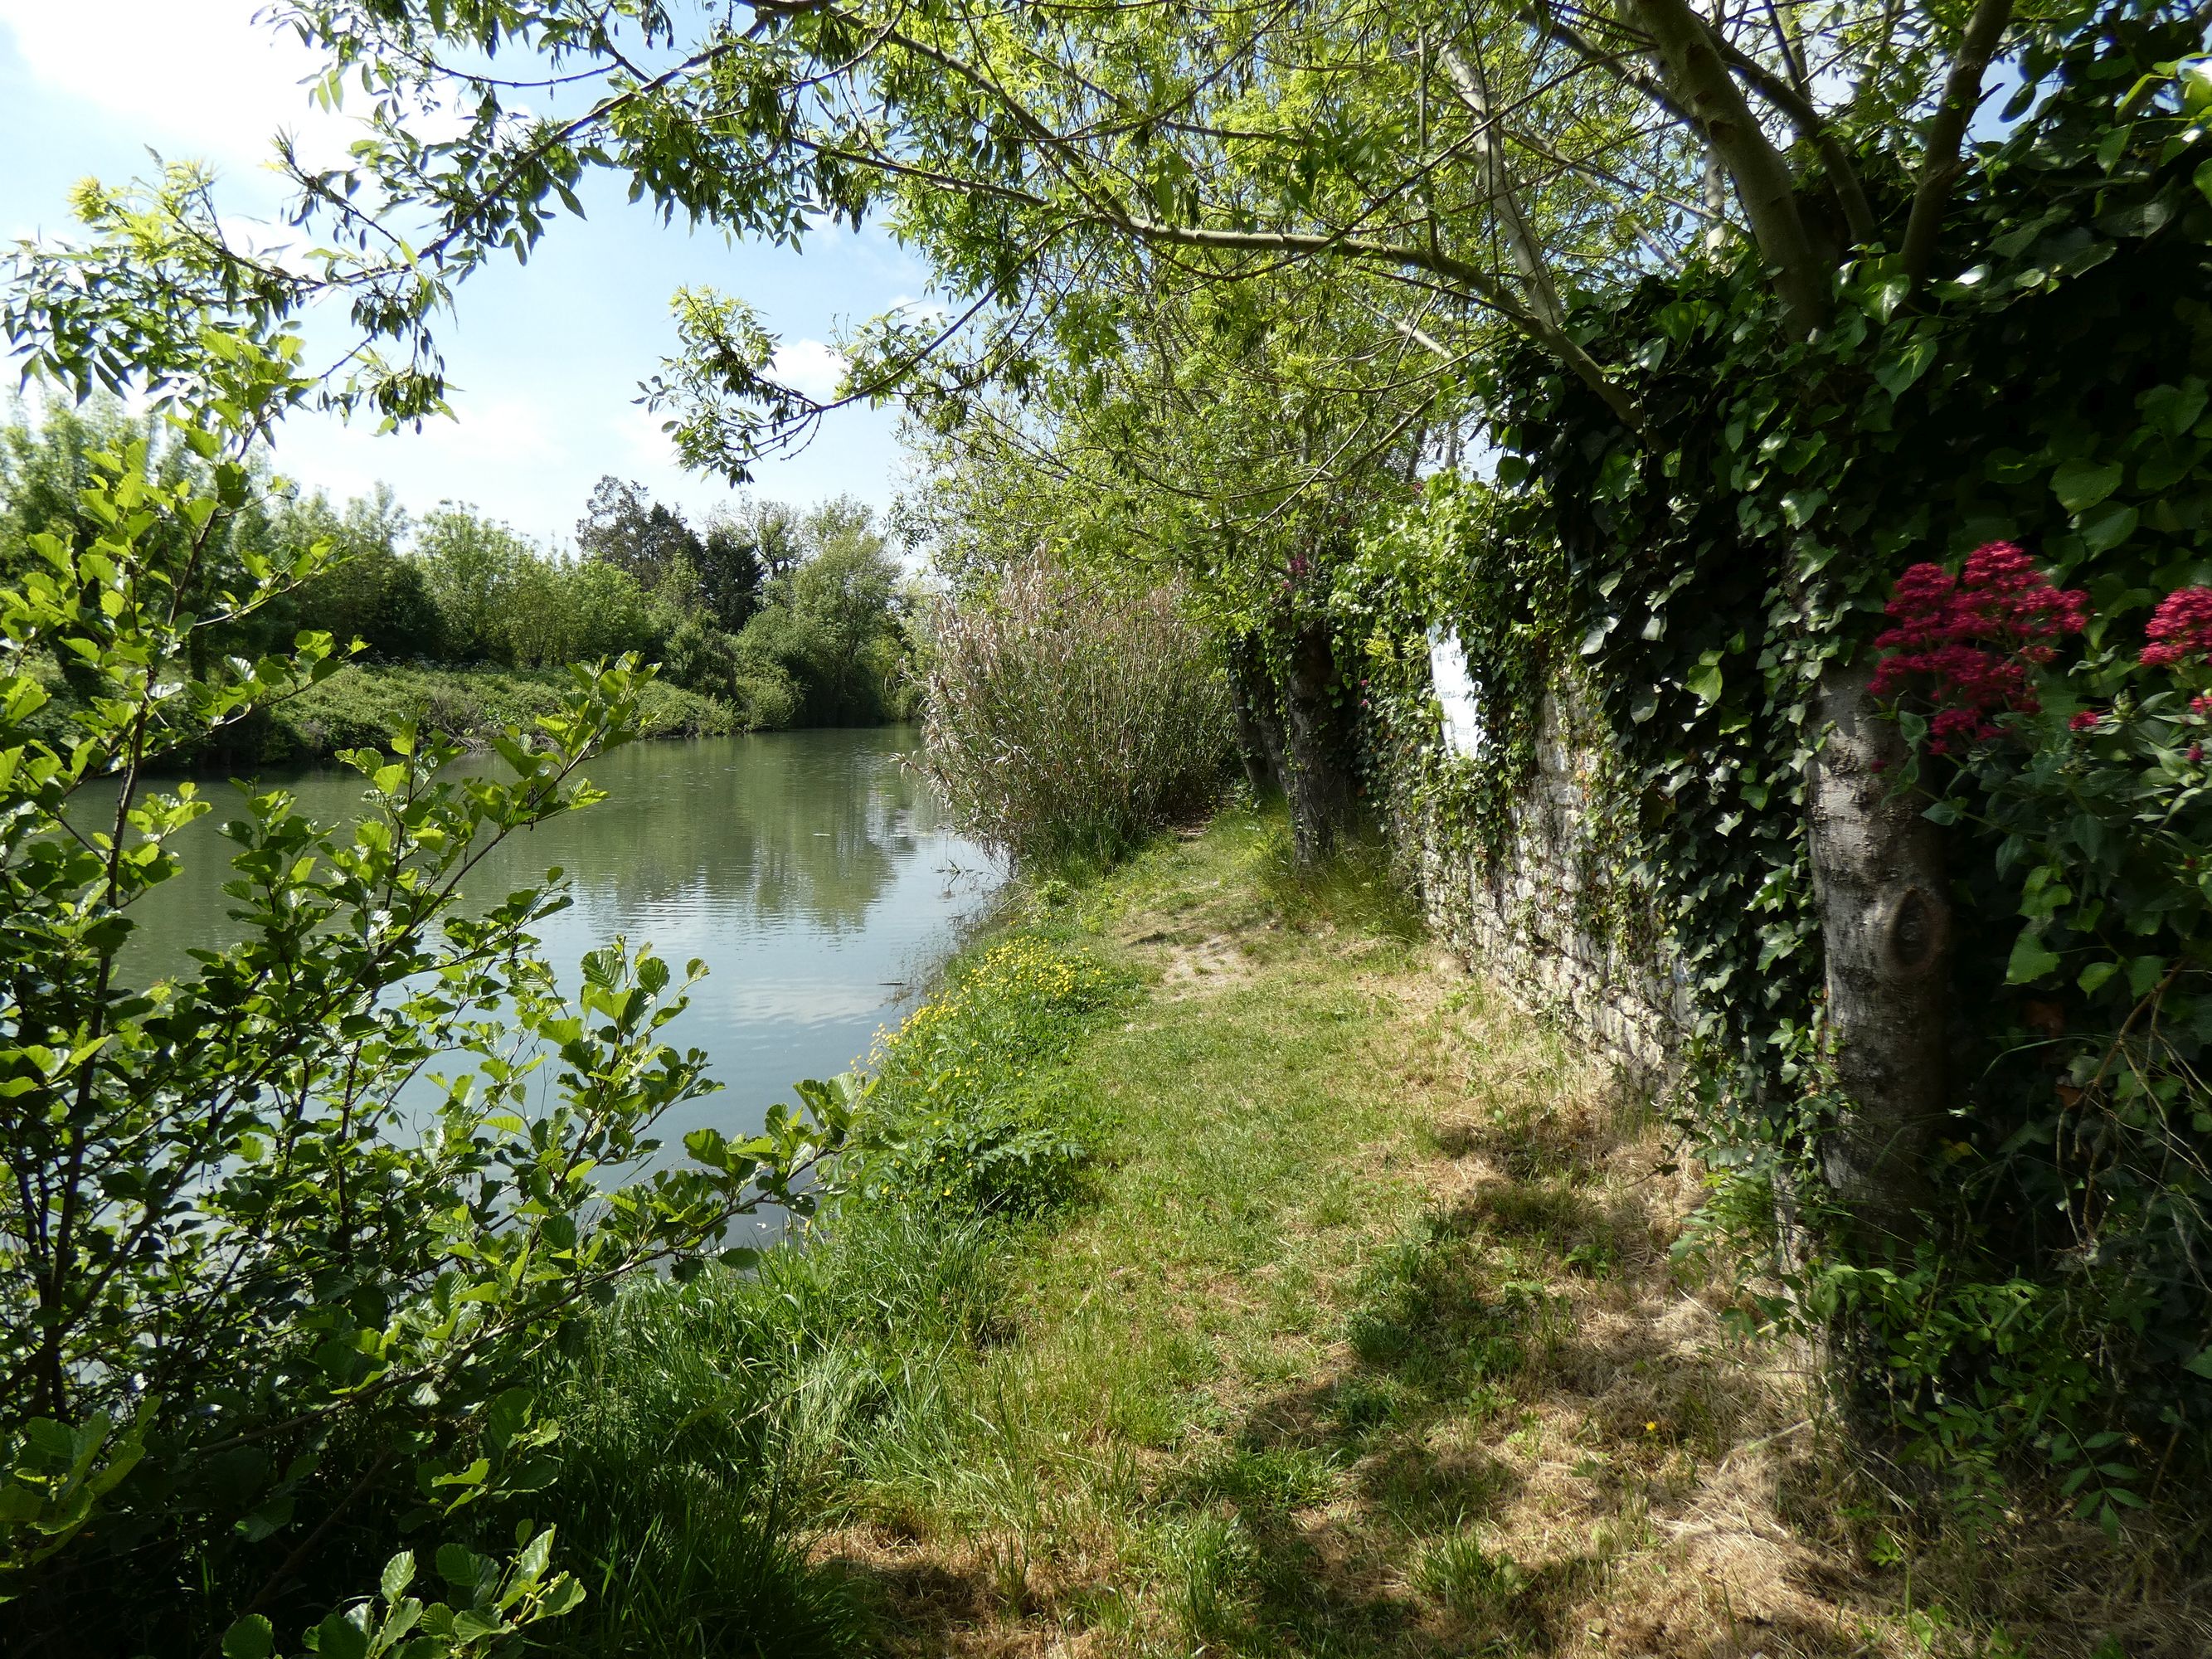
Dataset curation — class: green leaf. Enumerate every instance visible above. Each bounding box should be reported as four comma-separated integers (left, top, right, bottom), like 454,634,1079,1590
2006,928,2061,985
1779,488,1828,528
2052,457,2124,513
537,1574,586,1618
221,1616,275,1659
436,1542,482,1588
2078,960,2120,996
1685,662,1723,708
380,1550,416,1603
1874,332,1937,397
311,1613,369,1659
2077,500,2138,553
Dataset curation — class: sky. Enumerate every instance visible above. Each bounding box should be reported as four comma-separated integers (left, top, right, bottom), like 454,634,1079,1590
0,1,928,547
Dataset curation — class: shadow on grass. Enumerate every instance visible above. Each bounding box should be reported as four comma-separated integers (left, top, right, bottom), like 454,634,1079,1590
1148,1151,1799,1658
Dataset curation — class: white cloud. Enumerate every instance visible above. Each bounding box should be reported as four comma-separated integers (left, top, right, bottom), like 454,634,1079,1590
0,1,359,176
771,338,847,402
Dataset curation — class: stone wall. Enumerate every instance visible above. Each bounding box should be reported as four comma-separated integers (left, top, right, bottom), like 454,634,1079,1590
1405,670,1689,1079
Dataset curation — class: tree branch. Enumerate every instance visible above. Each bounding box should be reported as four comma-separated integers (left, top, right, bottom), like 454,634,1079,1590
1703,32,1878,245
1900,0,2015,285
1626,0,1831,333
1437,41,1568,332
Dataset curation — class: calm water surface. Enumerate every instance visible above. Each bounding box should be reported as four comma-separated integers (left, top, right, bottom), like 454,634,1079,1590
113,727,1001,1165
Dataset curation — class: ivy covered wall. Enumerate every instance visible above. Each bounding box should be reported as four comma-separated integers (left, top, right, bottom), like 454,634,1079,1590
1334,38,2212,1511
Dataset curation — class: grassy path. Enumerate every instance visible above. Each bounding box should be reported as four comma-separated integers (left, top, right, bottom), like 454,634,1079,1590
783,813,2175,1659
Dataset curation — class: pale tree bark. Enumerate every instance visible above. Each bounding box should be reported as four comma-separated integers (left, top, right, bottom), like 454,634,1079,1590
1437,43,1568,333
1804,657,1948,1249
1615,0,1951,1252
1626,0,1832,333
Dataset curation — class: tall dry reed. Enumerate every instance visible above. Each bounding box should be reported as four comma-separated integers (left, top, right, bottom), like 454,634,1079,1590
921,566,1232,867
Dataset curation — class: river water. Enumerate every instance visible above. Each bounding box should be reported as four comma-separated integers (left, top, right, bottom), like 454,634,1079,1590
110,727,1001,1174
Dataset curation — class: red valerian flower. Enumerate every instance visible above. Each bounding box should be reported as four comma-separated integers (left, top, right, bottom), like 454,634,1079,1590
2069,710,2101,732
2141,586,2212,668
1871,542,2087,750
2193,693,2212,718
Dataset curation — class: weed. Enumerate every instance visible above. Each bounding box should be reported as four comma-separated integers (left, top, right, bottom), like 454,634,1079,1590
1158,1510,1257,1646
1409,1530,1527,1618
1181,1445,1342,1520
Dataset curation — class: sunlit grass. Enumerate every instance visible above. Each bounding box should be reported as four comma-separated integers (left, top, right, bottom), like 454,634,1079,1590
527,803,2202,1658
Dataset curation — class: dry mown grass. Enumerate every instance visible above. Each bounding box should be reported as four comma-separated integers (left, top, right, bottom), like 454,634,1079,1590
805,815,2209,1659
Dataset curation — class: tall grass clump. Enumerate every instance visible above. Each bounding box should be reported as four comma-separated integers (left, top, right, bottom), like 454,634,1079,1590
516,930,1131,1653
921,563,1232,867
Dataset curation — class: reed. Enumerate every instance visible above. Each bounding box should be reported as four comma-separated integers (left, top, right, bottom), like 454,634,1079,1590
921,565,1232,868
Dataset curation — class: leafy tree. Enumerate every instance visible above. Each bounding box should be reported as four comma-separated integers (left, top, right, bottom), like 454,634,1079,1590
414,503,532,661
737,500,910,726
574,474,707,592
278,484,438,658
698,516,766,632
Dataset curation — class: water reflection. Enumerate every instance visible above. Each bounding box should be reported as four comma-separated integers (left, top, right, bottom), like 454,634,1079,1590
105,728,1002,1160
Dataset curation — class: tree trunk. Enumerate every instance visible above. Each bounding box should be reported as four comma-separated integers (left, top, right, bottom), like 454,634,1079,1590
1227,634,1284,797
1804,655,1949,1253
1280,620,1359,866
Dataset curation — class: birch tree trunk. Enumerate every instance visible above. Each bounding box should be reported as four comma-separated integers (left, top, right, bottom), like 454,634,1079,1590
1804,656,1949,1249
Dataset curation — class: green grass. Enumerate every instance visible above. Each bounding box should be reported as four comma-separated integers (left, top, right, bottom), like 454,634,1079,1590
515,804,2205,1659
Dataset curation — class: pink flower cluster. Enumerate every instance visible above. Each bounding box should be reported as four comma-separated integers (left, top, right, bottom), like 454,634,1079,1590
1870,543,2088,752
2139,587,2212,669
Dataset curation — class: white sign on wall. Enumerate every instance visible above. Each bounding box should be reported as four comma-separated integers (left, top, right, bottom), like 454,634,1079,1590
1427,628,1485,759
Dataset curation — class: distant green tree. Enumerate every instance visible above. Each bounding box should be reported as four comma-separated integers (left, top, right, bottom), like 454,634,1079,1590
698,517,766,632
737,500,910,725
415,502,531,661
575,475,706,592
279,484,437,657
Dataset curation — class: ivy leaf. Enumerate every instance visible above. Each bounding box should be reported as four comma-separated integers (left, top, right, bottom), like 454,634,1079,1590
2005,927,2061,985
2052,457,2123,513
1874,332,1938,397
2077,501,2137,553
1780,488,1828,528
2078,960,2120,996
1685,660,1724,708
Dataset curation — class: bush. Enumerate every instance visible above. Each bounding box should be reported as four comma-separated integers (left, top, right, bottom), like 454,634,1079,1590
0,336,842,1652
921,564,1233,867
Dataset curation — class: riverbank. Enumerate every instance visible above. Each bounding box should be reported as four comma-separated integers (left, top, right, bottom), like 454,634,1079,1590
217,661,742,766
537,806,2202,1659
25,658,744,767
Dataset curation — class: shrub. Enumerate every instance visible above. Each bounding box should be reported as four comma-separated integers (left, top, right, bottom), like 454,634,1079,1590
0,334,841,1652
921,564,1233,867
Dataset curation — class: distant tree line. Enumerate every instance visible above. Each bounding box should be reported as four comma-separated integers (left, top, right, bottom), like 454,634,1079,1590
0,400,916,730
